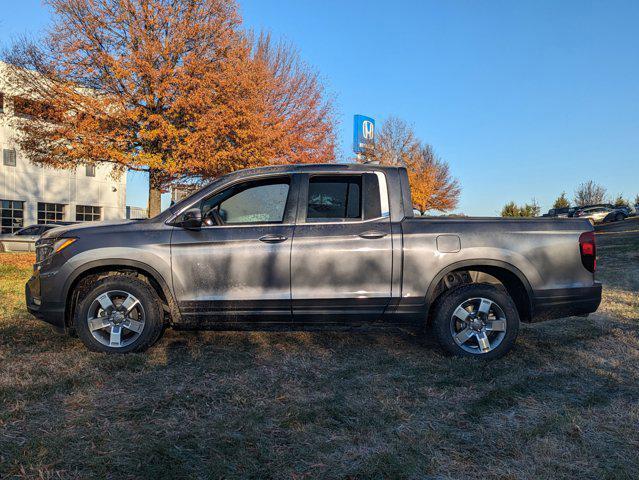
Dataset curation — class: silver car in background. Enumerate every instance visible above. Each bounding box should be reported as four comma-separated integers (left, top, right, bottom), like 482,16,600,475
573,206,627,225
0,225,60,252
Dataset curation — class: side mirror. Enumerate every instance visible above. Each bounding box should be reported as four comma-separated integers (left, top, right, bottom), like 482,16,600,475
175,207,202,229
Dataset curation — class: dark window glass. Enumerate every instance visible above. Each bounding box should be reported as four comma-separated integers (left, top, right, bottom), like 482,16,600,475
363,173,382,220
0,199,24,233
3,148,16,166
307,175,362,221
17,226,40,236
37,203,65,224
199,178,290,225
86,164,96,177
76,205,101,222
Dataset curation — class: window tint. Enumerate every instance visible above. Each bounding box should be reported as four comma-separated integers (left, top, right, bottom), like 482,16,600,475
307,176,361,221
200,178,290,225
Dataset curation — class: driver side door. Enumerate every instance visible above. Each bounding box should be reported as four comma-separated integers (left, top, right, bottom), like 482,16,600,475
170,175,299,325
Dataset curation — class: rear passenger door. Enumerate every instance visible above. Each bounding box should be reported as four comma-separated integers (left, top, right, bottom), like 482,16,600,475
290,172,393,322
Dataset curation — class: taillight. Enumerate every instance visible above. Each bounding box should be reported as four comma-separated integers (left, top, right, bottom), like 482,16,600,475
579,231,596,273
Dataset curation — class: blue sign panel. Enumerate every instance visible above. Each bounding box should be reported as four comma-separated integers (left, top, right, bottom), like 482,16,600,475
353,115,375,154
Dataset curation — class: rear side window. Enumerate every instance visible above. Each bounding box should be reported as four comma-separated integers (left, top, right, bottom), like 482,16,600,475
307,176,361,221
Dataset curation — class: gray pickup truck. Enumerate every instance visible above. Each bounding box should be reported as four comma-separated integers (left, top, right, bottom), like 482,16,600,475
26,164,601,358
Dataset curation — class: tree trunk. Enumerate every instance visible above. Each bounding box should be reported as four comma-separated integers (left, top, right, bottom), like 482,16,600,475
148,169,162,218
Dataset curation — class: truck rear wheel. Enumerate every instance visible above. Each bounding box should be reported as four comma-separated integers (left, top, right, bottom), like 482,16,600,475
431,283,519,359
74,275,165,353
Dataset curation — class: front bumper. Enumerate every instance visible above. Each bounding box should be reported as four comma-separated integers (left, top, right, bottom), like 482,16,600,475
531,283,602,322
26,269,66,333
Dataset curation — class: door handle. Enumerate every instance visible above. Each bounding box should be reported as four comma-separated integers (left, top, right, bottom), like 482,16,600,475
259,234,288,243
359,230,388,239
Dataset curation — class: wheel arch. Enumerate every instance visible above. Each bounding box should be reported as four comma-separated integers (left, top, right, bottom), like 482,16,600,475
426,259,534,323
63,259,179,329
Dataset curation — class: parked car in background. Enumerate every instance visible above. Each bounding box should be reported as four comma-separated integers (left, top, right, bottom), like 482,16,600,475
573,206,627,224
545,207,578,218
613,205,634,217
0,223,73,252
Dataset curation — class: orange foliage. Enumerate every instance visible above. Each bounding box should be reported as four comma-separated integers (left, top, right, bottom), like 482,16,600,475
5,0,335,215
371,116,460,213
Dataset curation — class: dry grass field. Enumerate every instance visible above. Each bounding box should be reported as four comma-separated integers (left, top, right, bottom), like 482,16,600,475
1,226,638,479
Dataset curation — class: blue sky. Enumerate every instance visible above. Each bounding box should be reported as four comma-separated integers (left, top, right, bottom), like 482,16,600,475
1,0,638,215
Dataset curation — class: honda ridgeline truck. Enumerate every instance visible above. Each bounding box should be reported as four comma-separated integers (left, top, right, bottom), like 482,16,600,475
26,164,602,358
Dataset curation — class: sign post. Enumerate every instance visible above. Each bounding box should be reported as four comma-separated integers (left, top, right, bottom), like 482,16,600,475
353,114,375,161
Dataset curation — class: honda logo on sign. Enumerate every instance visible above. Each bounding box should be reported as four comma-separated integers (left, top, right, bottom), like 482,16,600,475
353,115,375,154
362,120,374,140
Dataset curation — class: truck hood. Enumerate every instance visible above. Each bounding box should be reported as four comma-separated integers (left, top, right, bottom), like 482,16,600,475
40,219,149,239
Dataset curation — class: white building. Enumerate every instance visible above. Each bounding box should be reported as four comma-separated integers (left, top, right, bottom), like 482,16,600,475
0,64,126,233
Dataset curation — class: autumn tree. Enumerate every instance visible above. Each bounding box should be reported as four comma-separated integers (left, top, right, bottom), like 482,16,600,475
553,192,570,209
370,116,460,213
4,0,335,216
500,200,540,217
500,202,520,217
574,181,606,207
613,194,629,208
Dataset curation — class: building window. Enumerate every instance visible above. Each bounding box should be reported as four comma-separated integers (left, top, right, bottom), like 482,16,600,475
3,148,16,166
85,164,96,177
38,203,65,224
76,205,101,222
1,200,24,234
0,92,4,113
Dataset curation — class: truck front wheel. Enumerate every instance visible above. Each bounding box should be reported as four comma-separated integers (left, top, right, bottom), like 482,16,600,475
431,283,520,359
74,275,165,353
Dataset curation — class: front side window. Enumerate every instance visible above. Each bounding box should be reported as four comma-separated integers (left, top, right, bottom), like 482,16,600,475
200,178,290,225
307,175,362,221
76,205,101,222
38,202,65,223
1,200,24,234
3,148,16,167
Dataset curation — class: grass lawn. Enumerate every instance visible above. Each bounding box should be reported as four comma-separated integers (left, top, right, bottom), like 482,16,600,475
1,229,638,479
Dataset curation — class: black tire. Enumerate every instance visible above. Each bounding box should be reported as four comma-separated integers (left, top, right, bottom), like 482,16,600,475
431,283,520,359
615,213,624,222
74,275,165,353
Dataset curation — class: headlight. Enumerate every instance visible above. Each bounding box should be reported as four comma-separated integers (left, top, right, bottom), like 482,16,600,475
36,237,77,263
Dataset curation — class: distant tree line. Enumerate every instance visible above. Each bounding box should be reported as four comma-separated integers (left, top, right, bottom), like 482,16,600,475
502,181,639,217
500,200,540,218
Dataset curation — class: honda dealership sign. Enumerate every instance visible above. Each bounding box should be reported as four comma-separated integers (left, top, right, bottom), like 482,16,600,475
353,115,375,154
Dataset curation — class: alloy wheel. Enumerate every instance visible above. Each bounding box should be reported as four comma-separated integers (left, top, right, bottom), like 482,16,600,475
86,290,146,348
449,297,507,354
